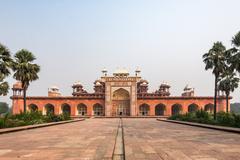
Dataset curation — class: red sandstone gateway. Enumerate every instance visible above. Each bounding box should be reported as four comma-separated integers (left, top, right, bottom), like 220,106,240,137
11,68,229,117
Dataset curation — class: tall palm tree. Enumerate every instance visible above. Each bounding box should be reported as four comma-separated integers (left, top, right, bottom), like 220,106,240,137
0,43,12,96
218,71,239,112
232,31,240,49
229,31,240,72
203,42,226,120
12,49,40,113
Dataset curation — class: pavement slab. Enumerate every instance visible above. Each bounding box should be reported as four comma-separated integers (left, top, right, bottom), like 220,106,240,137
0,118,240,160
0,119,118,160
123,119,240,160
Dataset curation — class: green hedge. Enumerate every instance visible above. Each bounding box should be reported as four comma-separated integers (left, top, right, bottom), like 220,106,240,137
169,110,240,128
0,111,71,129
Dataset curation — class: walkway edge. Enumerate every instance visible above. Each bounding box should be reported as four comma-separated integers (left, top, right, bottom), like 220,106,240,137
157,119,240,134
0,119,85,135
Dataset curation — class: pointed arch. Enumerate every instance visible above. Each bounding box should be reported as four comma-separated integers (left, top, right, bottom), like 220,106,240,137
155,103,166,116
204,103,214,113
171,104,182,115
188,103,199,113
61,103,71,115
93,103,104,116
112,88,130,116
139,103,150,116
112,88,130,100
28,104,38,112
45,103,55,115
77,103,87,116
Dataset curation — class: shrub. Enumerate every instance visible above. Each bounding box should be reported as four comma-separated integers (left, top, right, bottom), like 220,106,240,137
59,113,71,121
168,110,240,128
44,113,71,122
45,114,61,122
216,112,235,127
10,111,42,121
182,112,196,121
195,109,215,124
168,114,181,120
0,111,71,129
0,118,4,128
0,113,10,128
196,109,210,119
233,113,240,127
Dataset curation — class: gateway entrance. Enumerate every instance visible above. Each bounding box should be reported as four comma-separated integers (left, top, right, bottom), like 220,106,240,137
112,88,130,116
116,101,130,116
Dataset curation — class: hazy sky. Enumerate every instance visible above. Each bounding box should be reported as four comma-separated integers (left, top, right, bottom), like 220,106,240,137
1,0,240,105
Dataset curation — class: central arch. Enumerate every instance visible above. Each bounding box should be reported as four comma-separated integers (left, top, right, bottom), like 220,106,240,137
112,88,130,116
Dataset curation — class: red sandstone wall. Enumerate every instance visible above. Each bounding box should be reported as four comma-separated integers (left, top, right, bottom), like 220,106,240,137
137,98,228,116
12,98,104,116
12,97,229,116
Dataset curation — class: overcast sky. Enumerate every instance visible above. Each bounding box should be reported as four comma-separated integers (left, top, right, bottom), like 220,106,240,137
1,0,240,105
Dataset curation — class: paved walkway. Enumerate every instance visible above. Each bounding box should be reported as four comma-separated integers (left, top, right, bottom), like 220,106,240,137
123,119,240,160
0,118,240,160
0,119,118,160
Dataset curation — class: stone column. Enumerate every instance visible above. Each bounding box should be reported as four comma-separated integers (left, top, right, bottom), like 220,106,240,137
149,105,155,116
165,104,171,116
105,83,111,116
55,104,61,115
182,104,188,114
130,82,137,116
88,103,93,116
71,104,76,116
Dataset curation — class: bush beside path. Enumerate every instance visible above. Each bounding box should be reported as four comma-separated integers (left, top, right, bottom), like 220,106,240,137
169,110,240,128
0,111,71,129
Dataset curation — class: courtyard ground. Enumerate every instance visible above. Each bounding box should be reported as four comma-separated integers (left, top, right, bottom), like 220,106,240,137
0,118,240,160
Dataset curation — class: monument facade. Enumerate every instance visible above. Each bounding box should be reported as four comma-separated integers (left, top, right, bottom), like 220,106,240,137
11,68,229,117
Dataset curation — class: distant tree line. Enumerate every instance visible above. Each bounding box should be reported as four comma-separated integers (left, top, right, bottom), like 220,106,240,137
231,103,240,114
203,31,240,119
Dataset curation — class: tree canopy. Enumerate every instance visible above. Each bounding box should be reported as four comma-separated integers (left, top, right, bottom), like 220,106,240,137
0,102,9,114
0,43,12,96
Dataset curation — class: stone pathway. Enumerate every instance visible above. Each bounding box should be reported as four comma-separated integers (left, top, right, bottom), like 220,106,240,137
0,118,240,160
123,119,240,160
0,119,118,160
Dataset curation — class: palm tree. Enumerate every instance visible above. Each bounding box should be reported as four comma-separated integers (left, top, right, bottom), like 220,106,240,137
229,31,240,72
203,42,226,120
232,31,240,49
0,82,9,96
218,70,239,112
12,49,40,113
0,43,12,96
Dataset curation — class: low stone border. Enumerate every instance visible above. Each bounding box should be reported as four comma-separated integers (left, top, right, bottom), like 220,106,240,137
94,116,169,118
157,119,240,134
71,116,91,119
0,119,85,135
